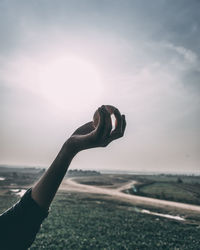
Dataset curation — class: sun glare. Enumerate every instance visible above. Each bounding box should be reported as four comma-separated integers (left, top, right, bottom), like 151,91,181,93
38,56,103,111
6,54,103,112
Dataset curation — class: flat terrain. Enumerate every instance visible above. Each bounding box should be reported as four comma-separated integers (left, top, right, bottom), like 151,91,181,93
0,168,200,249
29,192,200,250
125,174,200,206
60,177,200,216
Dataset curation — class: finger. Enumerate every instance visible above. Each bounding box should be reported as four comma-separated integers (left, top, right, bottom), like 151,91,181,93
108,110,124,141
113,108,122,133
93,110,99,127
102,105,112,139
95,106,105,138
121,114,126,136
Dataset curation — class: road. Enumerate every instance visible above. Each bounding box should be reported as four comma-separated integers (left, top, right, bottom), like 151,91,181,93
59,177,200,214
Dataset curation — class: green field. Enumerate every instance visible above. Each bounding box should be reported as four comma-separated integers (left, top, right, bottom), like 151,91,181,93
1,192,199,250
1,170,200,249
135,182,200,205
31,192,200,249
72,174,200,206
125,175,200,206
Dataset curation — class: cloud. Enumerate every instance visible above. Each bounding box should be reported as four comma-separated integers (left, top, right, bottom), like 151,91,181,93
164,43,197,64
0,0,199,172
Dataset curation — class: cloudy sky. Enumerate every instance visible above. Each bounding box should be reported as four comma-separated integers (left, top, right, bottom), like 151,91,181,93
1,0,200,173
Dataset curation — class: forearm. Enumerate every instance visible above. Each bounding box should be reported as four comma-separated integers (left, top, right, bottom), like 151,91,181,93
31,105,126,210
31,140,77,210
0,105,125,249
0,141,76,249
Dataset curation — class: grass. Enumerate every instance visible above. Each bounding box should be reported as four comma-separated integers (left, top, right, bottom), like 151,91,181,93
0,191,200,249
139,182,200,204
1,173,200,249
74,175,131,187
74,174,200,206
29,192,200,249
128,181,200,206
0,194,18,214
132,175,200,184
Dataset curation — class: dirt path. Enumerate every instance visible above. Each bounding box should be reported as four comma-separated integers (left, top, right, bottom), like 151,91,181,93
60,178,200,214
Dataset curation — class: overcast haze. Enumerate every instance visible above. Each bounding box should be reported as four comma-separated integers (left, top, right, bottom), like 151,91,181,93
1,0,200,173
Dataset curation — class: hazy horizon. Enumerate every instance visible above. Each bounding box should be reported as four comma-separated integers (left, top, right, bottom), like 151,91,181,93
1,164,200,176
1,0,200,173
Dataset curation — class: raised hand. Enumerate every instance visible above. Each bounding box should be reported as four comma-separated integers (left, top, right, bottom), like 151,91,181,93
67,105,126,153
31,105,126,213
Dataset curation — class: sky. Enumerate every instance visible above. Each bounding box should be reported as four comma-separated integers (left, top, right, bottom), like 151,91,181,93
0,0,200,173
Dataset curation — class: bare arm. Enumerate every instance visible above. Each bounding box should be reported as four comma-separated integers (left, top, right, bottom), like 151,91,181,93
31,142,76,210
31,105,126,210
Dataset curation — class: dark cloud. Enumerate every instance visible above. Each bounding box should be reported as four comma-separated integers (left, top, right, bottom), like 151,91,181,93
1,0,199,55
131,0,200,53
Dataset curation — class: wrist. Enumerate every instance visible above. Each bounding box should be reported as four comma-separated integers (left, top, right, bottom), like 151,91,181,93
64,137,81,156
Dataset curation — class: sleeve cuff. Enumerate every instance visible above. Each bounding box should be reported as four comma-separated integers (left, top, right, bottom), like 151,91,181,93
20,188,49,221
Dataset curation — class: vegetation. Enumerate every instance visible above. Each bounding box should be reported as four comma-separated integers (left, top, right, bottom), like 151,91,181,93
27,192,199,250
67,169,101,177
0,168,200,249
134,182,200,205
0,166,45,186
73,174,132,187
72,174,200,206
0,194,18,214
126,175,200,205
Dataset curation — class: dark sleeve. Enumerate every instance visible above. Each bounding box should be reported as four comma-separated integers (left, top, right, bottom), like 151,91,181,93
0,188,49,250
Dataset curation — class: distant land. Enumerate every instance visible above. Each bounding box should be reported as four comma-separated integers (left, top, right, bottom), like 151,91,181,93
0,164,200,176
0,165,44,174
100,169,200,176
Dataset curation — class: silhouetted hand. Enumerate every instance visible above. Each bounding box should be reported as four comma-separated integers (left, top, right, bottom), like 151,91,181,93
67,105,126,153
31,105,126,214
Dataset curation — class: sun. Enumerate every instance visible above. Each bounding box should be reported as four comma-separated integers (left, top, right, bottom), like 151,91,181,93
37,55,103,111
6,53,103,113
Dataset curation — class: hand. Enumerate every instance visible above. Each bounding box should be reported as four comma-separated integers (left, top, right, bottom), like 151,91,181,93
67,105,126,153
